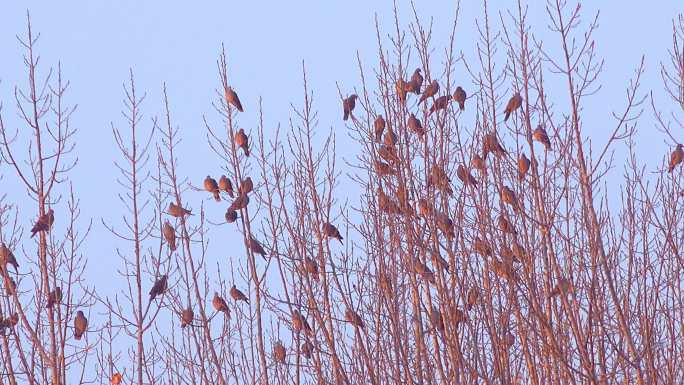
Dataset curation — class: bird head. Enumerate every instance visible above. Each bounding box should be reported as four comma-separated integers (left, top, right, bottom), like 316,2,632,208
678,144,683,149
77,310,84,317
350,94,358,100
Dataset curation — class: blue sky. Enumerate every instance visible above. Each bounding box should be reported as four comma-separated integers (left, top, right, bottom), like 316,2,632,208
1,1,682,310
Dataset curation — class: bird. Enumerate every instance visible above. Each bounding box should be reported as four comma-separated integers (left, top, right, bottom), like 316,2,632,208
343,94,358,121
300,340,314,359
419,80,439,103
374,115,386,142
212,292,230,316
383,128,398,146
497,215,517,235
374,160,397,177
0,243,18,271
73,310,88,340
408,113,425,136
518,154,530,180
218,175,235,198
204,176,220,202
30,208,54,238
453,86,466,110
396,184,410,209
226,86,243,112
4,276,16,296
431,251,450,272
669,144,683,173
408,68,423,94
430,306,445,332
500,186,519,211
292,310,312,334
168,202,192,218
429,95,451,114
322,222,343,242
149,275,168,300
396,79,408,102
273,341,287,364
466,287,479,310
471,155,486,173
456,164,477,186
345,308,364,328
483,133,506,158
533,125,552,150
504,92,523,121
378,145,400,164
110,373,123,385
180,307,194,328
163,221,176,252
473,237,493,257
414,259,435,284
249,237,267,257
303,257,319,281
229,193,249,211
418,198,433,218
235,128,250,157
378,189,402,215
230,284,249,303
435,212,455,239
46,286,62,309
429,165,453,195
239,177,254,194
548,278,572,298
225,209,238,223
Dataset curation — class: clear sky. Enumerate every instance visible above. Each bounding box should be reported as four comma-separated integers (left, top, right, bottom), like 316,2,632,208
0,0,682,317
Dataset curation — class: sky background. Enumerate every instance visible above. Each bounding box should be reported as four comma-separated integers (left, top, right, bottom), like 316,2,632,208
0,1,683,310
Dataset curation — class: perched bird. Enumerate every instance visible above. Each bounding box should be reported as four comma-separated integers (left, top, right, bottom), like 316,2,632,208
483,133,506,158
669,144,683,173
239,177,254,194
429,95,451,114
249,237,267,257
548,278,572,298
378,145,400,164
229,193,249,211
512,241,527,263
378,189,402,215
435,212,455,239
110,373,123,385
383,128,398,146
226,86,244,112
204,176,220,202
302,256,319,281
456,164,478,186
414,259,435,284
230,284,249,303
430,306,445,332
419,80,439,103
490,258,515,281
218,175,235,198
162,221,176,252
497,215,517,235
149,275,168,300
73,310,88,340
396,184,410,209
408,113,425,136
409,68,423,94
46,286,62,309
292,310,312,334
471,155,486,173
473,237,493,257
0,243,18,271
466,287,479,310
500,186,519,211
273,341,287,364
374,160,397,177
225,209,238,223
418,198,433,218
396,79,408,102
322,222,343,243
168,202,192,218
212,292,230,316
300,340,314,359
180,307,194,328
4,275,16,296
533,125,552,151
1,313,18,328
453,86,467,110
429,165,452,195
374,115,386,142
235,128,250,157
343,94,358,121
31,208,54,238
431,250,450,272
345,308,364,328
504,92,523,121
518,154,530,180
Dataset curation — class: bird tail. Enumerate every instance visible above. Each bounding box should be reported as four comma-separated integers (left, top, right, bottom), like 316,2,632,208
459,102,464,110
169,240,177,252
243,146,250,157
213,191,221,202
343,111,349,121
504,110,511,121
75,333,82,341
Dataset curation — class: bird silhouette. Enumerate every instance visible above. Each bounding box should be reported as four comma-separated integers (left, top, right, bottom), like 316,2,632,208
73,310,88,340
235,129,250,157
374,115,386,142
149,275,168,300
30,208,54,238
226,87,244,112
163,221,176,251
343,94,358,121
204,176,220,202
419,80,439,103
669,144,683,173
230,284,249,304
504,92,523,121
453,86,466,110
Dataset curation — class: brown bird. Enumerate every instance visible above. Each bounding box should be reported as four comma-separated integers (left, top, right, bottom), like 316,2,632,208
429,95,451,114
418,198,433,218
431,250,450,272
4,275,16,296
218,175,235,198
548,278,572,298
408,68,423,94
414,259,435,284
229,193,249,211
500,186,519,210
504,92,523,121
518,154,530,180
396,79,408,102
456,164,478,186
497,214,517,235
235,128,250,157
374,160,397,177
292,310,312,334
396,184,410,209
343,94,358,121
73,310,88,340
430,306,445,332
46,286,62,309
378,145,400,164
669,144,683,173
408,113,425,136
249,236,267,257
225,209,238,223
512,240,527,263
110,372,123,385
429,165,452,195
453,86,466,110
212,292,230,316
230,284,249,304
466,287,479,310
204,176,220,202
300,340,314,359
419,80,439,103
473,237,493,257
273,341,287,364
483,133,506,158
239,177,254,194
490,258,515,281
383,128,398,146
471,155,486,173
378,189,402,215
303,257,319,281
533,125,552,150
436,211,455,239
162,221,176,251
149,275,168,300
180,307,194,328
168,202,192,218
0,243,18,271
345,308,364,328
226,86,244,112
30,208,54,238
322,222,343,242
1,313,18,329
374,115,386,142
